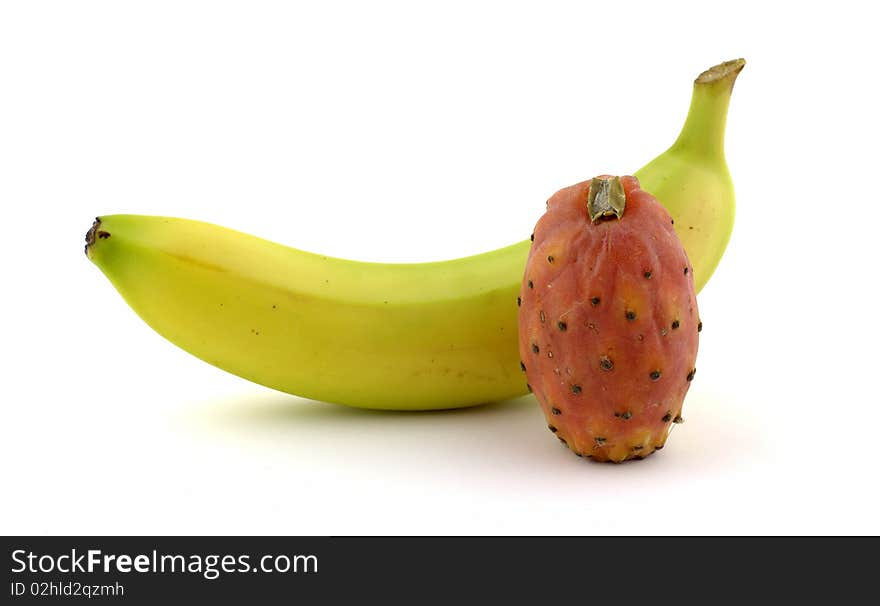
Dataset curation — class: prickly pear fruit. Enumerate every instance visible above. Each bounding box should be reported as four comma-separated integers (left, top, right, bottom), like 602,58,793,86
518,175,699,462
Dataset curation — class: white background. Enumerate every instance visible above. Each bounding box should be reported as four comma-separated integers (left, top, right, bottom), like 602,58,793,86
1,1,878,535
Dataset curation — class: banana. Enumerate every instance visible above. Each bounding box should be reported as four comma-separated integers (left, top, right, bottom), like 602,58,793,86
635,58,745,292
87,217,527,410
86,59,743,410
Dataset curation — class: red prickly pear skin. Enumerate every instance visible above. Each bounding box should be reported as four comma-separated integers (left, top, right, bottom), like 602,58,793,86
518,175,699,463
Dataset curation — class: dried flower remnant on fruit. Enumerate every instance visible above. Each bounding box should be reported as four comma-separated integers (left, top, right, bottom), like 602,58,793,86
662,411,673,423
532,343,540,354
587,176,626,222
591,297,601,306
686,368,696,381
599,356,614,371
84,217,110,255
671,320,680,330
551,407,561,415
557,321,567,331
625,310,637,321
570,384,582,394
548,425,558,433
650,370,662,381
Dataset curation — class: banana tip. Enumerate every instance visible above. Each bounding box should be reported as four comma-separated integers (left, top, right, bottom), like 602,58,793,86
84,217,110,258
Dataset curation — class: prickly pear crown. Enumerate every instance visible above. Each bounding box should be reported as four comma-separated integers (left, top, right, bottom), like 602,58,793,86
518,175,699,463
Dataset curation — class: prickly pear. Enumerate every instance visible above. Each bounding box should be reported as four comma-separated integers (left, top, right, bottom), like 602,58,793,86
518,175,699,462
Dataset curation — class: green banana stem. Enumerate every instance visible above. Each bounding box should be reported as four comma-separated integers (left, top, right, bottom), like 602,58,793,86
633,58,744,292
669,59,745,161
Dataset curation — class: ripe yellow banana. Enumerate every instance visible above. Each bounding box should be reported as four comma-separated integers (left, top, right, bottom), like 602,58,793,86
86,59,743,410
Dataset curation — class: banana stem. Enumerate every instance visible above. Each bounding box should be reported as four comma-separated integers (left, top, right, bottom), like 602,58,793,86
670,59,745,160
